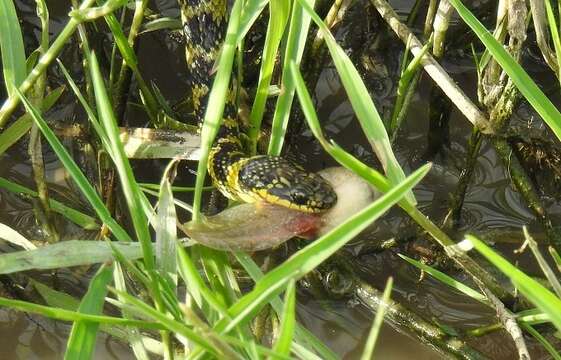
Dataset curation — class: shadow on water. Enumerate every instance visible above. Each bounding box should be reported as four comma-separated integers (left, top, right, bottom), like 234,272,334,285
0,0,560,358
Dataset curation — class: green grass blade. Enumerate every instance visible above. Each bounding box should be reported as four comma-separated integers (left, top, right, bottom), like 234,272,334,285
545,0,561,87
98,0,159,120
296,0,415,205
33,278,153,359
140,17,182,34
463,234,561,331
57,59,109,147
192,0,243,222
0,116,32,156
32,280,80,311
112,262,150,360
0,177,99,230
247,0,290,154
267,0,314,155
220,162,430,333
448,0,561,142
549,246,561,273
390,39,431,134
0,0,97,128
0,85,65,157
521,323,561,360
398,254,487,303
237,0,269,44
220,336,294,360
89,52,153,264
14,88,131,241
176,243,229,317
107,240,153,289
272,280,296,356
291,60,401,196
139,183,213,192
523,227,561,298
26,50,40,75
0,296,164,330
108,288,219,356
196,246,240,308
0,240,144,274
155,162,177,286
0,0,26,97
234,252,337,360
65,264,114,360
360,277,393,360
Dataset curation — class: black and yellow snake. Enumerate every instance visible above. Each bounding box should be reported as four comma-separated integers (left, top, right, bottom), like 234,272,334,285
179,0,336,213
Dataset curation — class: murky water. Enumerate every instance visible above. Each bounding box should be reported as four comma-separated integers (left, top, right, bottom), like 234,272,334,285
1,0,560,358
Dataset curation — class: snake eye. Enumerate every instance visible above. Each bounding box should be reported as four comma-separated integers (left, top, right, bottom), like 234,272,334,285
290,191,308,206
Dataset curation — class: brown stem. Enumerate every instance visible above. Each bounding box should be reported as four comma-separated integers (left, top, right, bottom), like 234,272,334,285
528,0,558,75
432,0,453,58
369,0,492,133
354,280,487,359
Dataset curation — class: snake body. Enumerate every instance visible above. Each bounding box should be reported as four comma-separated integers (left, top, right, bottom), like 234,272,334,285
180,0,336,213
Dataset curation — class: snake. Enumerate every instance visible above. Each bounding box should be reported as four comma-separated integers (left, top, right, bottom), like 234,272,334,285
179,0,337,213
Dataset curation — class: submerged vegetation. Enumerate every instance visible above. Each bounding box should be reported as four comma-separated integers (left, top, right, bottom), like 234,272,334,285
0,0,560,358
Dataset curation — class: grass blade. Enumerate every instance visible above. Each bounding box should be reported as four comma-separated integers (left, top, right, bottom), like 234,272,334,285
65,264,114,360
296,0,415,205
0,85,65,157
100,5,159,120
463,234,561,331
192,0,243,222
234,252,337,360
389,38,431,135
522,227,561,298
448,0,561,142
247,0,290,153
57,59,109,148
113,262,150,360
33,278,154,359
360,277,393,360
272,280,296,356
237,0,269,44
14,88,131,241
545,0,561,88
549,246,561,273
0,116,31,155
32,280,80,310
176,243,229,317
521,323,561,360
0,0,26,97
155,161,177,287
89,52,153,265
267,0,314,155
0,296,163,329
398,254,487,304
0,240,144,274
0,177,99,230
108,288,219,356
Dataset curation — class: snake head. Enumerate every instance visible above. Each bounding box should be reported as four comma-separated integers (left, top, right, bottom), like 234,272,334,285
237,155,337,213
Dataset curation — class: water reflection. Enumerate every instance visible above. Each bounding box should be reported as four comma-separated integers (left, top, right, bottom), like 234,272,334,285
0,311,132,360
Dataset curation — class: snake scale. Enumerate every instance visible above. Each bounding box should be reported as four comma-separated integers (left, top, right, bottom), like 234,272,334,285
179,0,337,213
